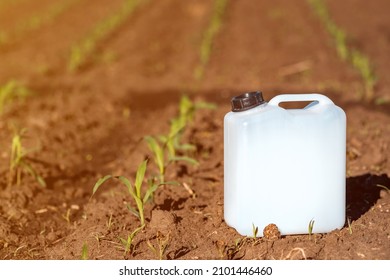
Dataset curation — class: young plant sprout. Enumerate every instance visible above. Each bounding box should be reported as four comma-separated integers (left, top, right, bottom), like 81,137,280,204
145,95,215,182
347,217,353,235
214,238,245,260
81,242,88,260
0,80,30,114
252,223,259,239
170,95,216,155
145,135,198,183
146,231,171,260
308,219,315,238
8,128,46,188
92,160,160,226
194,0,229,80
118,225,144,255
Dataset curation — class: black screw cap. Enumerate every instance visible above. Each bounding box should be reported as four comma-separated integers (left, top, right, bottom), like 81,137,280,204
231,91,265,112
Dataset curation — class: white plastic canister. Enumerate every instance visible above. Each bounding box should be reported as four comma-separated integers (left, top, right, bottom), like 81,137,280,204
224,92,346,236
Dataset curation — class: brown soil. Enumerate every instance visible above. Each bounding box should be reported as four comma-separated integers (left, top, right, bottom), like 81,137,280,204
0,0,389,260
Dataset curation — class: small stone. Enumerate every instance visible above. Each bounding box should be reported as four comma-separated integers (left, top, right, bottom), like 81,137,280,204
263,223,281,241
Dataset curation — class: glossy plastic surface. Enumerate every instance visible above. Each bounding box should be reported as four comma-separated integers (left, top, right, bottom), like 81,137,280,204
224,94,346,236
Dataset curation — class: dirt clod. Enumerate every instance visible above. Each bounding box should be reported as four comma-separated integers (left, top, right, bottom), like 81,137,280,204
263,224,281,241
149,210,177,235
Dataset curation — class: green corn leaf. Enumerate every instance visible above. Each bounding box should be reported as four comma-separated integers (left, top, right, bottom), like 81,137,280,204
158,135,168,144
143,183,159,204
179,95,193,117
194,101,217,110
177,143,196,151
36,174,47,188
81,242,88,260
126,203,139,218
130,224,145,239
119,237,128,246
252,223,258,238
135,160,147,198
146,240,157,255
92,175,112,195
133,196,143,214
169,118,185,137
116,175,134,196
167,119,186,158
145,136,164,174
22,161,46,187
169,156,199,166
120,234,132,254
20,161,42,186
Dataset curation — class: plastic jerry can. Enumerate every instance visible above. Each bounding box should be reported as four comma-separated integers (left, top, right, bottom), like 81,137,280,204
224,92,346,236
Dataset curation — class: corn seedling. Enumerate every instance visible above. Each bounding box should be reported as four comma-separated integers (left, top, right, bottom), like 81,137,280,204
145,135,198,183
307,0,377,101
252,223,259,239
8,128,46,188
169,95,216,156
0,80,30,114
146,231,171,260
68,0,141,71
308,219,315,239
347,217,353,235
81,242,88,260
93,160,162,226
118,225,144,255
194,0,228,80
215,238,246,260
145,96,215,182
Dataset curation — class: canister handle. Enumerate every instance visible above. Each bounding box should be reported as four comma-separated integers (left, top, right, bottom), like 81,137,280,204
268,93,334,107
